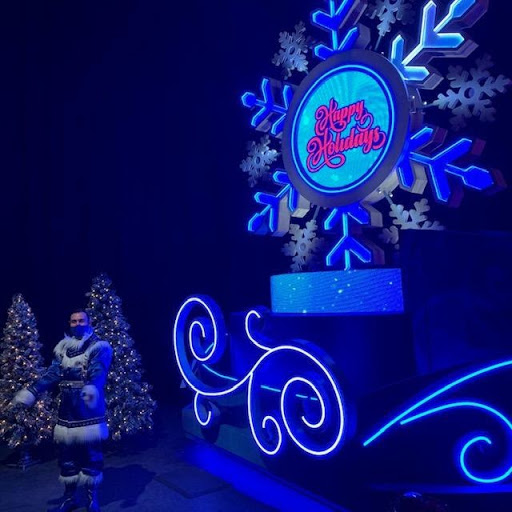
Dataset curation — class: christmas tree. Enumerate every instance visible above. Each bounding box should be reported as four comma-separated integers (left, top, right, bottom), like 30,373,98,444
0,294,55,451
86,274,156,441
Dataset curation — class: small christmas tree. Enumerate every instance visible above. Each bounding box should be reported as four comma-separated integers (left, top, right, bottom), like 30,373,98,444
0,294,55,458
86,274,156,441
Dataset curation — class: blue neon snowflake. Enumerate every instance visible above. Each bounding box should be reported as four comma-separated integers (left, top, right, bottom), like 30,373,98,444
241,0,508,271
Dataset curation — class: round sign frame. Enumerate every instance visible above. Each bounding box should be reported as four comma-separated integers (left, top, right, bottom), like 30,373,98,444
282,49,410,208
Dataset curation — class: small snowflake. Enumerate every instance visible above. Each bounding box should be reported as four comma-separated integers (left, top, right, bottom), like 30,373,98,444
382,198,444,247
240,135,279,187
434,54,511,130
272,21,310,79
379,225,400,249
368,0,414,41
282,220,325,272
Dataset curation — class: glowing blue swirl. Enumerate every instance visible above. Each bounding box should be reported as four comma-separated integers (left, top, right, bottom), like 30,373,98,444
283,377,325,430
460,437,512,484
189,321,211,362
364,360,512,446
174,296,346,457
247,345,345,457
400,401,512,484
244,309,273,351
194,393,213,427
174,296,234,395
363,360,512,484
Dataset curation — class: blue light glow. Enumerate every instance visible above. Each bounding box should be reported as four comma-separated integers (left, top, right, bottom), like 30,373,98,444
363,361,512,484
189,320,211,362
397,126,433,190
282,377,325,429
402,127,495,203
390,0,487,88
399,402,512,483
248,170,307,236
460,437,512,484
194,393,213,427
310,0,363,60
271,268,404,314
363,360,512,447
246,344,345,457
198,313,319,402
390,35,429,85
174,297,346,457
244,309,272,351
242,79,293,136
202,358,319,402
323,204,380,269
185,441,345,512
400,402,512,431
290,64,395,196
403,1,465,66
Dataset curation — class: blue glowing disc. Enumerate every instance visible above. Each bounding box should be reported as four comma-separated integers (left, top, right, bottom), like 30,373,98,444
283,50,410,208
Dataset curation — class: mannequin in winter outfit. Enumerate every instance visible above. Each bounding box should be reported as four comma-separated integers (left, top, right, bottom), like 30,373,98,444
13,310,112,512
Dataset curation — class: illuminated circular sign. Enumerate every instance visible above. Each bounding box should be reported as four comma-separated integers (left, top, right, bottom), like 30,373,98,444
283,50,410,208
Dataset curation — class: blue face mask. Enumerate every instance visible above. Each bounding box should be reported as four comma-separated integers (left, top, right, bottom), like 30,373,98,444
70,325,91,339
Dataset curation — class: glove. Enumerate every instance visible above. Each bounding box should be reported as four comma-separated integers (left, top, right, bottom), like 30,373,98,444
11,389,36,407
80,385,99,409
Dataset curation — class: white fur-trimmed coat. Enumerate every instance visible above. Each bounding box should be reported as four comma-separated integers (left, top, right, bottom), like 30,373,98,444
26,332,113,445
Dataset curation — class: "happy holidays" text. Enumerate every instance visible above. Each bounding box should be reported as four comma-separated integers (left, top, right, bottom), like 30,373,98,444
306,98,388,174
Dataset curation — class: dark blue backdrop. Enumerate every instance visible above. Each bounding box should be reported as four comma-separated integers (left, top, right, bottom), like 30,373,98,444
0,0,510,402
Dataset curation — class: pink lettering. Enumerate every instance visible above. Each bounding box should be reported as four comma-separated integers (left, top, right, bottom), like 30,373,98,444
305,98,388,174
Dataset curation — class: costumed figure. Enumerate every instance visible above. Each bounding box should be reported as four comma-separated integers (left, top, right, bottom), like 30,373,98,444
13,310,112,512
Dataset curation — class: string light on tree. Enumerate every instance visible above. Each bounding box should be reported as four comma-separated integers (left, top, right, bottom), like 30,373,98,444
86,274,156,441
0,294,56,458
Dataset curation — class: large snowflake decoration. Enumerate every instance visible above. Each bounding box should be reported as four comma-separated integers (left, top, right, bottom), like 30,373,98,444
241,0,507,272
433,54,511,130
273,21,311,79
240,135,279,187
282,219,326,272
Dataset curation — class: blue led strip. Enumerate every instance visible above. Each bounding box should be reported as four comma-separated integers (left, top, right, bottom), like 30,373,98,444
241,79,293,137
270,269,404,315
363,360,512,484
363,360,512,446
397,127,434,190
390,0,487,89
411,139,494,204
324,205,374,270
202,357,319,402
460,436,512,484
310,0,366,60
402,402,512,484
174,298,346,457
248,170,303,235
399,126,495,204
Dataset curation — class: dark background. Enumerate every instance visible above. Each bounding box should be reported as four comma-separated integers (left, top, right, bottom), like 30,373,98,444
0,0,509,403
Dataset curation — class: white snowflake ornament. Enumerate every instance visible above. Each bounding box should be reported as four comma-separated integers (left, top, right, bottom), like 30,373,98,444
434,54,511,130
379,225,400,247
240,135,280,187
380,198,443,249
389,198,444,230
282,220,325,272
368,0,414,44
272,21,310,79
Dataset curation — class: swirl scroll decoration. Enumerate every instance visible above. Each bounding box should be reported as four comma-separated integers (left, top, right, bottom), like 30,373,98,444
173,295,346,457
363,360,512,484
